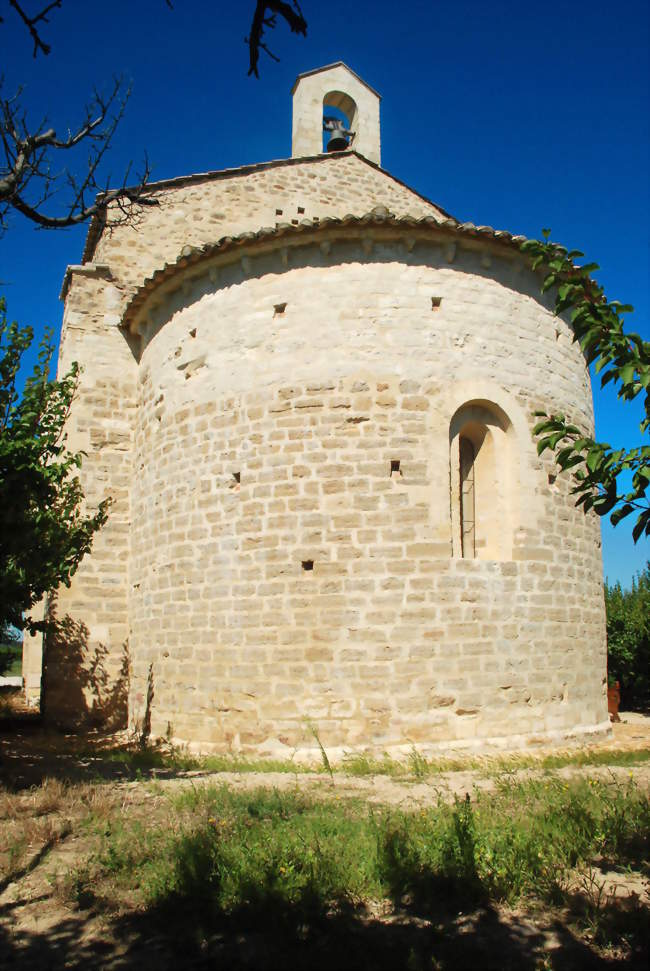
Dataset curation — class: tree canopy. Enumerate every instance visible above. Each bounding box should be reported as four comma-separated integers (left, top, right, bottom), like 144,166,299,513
0,297,109,632
605,562,650,706
522,232,650,543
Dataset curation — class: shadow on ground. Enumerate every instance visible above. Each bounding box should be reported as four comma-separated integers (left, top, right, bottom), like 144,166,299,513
0,724,199,790
2,882,647,971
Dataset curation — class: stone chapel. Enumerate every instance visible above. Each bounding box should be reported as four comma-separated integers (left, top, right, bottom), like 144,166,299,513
26,63,610,755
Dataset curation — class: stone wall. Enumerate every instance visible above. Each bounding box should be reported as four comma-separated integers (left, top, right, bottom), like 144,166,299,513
127,236,608,755
49,152,443,727
49,153,609,752
43,268,135,727
89,153,443,291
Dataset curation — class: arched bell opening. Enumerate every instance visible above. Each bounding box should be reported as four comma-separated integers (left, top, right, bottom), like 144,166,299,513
322,90,357,153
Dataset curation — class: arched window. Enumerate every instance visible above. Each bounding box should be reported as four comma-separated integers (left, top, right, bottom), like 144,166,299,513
450,401,516,561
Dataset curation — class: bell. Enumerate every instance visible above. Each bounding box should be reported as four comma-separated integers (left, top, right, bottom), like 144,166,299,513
326,131,349,152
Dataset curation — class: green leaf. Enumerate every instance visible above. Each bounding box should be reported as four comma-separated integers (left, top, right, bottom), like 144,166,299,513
618,363,637,387
610,504,635,526
0,303,110,632
586,449,603,473
632,514,649,543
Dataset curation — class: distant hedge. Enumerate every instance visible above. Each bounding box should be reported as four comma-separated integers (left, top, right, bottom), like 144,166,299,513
606,562,650,709
0,641,22,678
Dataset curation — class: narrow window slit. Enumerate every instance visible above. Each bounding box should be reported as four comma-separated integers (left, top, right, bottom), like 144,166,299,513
274,302,287,316
459,437,476,558
390,459,401,476
233,472,241,484
431,296,442,310
302,560,314,571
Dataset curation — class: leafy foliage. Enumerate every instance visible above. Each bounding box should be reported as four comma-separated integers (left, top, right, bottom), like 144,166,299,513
0,297,109,632
521,231,650,541
605,562,650,707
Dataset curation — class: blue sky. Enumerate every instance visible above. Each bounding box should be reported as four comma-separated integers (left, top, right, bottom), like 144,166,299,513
1,0,648,585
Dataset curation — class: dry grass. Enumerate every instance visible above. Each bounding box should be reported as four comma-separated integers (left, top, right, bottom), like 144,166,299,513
0,777,123,887
1,742,648,970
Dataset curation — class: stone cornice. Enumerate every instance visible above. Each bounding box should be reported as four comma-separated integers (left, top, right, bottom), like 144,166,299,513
122,207,527,335
59,262,113,301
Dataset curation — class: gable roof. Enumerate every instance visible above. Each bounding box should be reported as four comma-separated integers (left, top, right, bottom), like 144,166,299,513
291,62,381,99
80,150,456,265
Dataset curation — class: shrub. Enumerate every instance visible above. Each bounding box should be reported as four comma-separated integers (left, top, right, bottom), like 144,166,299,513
605,562,650,708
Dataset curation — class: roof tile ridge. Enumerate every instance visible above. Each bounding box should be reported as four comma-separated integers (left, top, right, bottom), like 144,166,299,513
119,211,524,333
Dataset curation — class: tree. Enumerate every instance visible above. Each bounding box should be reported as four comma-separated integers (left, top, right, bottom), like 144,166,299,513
522,232,650,543
246,1,307,78
0,1,308,232
605,563,650,706
0,296,109,632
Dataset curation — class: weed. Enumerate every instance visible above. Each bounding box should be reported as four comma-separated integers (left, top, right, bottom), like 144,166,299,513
308,723,333,781
201,754,313,775
69,734,650,784
567,864,650,951
58,864,97,910
538,748,650,770
341,753,403,777
407,747,430,780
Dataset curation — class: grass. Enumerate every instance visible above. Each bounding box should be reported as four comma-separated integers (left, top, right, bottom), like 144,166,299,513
91,739,650,782
64,775,649,941
96,745,321,777
0,778,118,886
538,748,650,769
2,759,647,965
0,641,22,678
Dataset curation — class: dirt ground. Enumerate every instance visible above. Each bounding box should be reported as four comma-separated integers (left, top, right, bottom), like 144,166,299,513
0,712,648,970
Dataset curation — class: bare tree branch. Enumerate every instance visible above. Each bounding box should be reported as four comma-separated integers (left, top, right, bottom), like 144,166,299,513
0,78,157,232
1,1,309,232
7,0,62,57
246,0,307,78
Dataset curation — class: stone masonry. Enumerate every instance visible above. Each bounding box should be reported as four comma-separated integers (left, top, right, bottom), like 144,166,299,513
37,63,609,755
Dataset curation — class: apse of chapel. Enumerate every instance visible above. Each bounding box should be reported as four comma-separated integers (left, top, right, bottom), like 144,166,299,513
42,61,608,753
122,222,591,436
